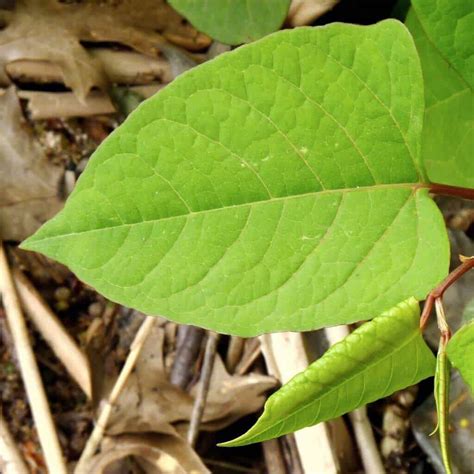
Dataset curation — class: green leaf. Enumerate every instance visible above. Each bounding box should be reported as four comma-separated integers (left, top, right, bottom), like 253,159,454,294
447,321,474,391
22,21,449,336
433,341,453,473
168,0,291,45
406,0,474,188
220,298,436,446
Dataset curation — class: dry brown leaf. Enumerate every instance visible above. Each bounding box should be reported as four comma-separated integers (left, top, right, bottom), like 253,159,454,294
0,0,210,100
84,433,209,474
0,87,63,241
105,324,276,436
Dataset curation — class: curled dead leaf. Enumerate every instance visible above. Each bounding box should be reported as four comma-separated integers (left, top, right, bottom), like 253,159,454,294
0,87,63,241
0,0,210,100
83,433,209,474
103,324,276,436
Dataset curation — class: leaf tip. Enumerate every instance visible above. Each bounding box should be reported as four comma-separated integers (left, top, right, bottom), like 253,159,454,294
216,435,251,448
19,234,40,252
217,422,267,447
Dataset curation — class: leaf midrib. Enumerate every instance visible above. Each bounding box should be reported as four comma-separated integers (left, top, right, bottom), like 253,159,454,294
24,182,421,246
237,328,420,444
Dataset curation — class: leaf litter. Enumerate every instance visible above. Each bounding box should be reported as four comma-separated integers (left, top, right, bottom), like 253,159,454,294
83,315,276,472
0,0,210,100
2,1,470,472
0,87,63,241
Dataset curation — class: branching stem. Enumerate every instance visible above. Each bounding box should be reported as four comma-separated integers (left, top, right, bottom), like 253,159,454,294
420,256,474,330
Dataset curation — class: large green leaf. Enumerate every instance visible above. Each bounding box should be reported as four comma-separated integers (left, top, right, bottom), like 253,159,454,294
168,0,291,45
221,298,436,446
406,0,474,188
22,21,449,336
447,321,474,391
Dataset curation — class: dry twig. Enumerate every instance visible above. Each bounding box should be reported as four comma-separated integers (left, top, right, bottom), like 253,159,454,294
13,268,92,397
75,316,156,474
0,413,29,474
226,335,245,373
262,439,287,474
0,242,67,474
187,331,220,446
235,338,262,375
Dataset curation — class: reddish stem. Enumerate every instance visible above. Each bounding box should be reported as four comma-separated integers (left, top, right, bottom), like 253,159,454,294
428,183,474,200
420,257,474,330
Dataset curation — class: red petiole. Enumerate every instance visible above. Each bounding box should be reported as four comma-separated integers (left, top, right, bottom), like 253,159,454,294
420,256,474,330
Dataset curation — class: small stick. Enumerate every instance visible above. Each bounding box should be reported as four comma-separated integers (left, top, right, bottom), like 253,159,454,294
0,413,29,474
75,316,156,474
235,341,262,375
13,269,92,398
187,331,219,446
281,434,304,474
420,256,474,329
226,335,245,373
262,439,287,474
0,243,67,474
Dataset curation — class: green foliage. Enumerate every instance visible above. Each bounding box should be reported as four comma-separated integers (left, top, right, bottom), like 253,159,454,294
447,321,474,391
221,298,436,446
21,20,450,336
405,0,474,188
168,0,290,45
432,339,452,473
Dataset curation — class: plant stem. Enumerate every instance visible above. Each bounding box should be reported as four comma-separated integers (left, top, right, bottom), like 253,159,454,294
187,331,220,447
420,256,474,329
428,183,474,200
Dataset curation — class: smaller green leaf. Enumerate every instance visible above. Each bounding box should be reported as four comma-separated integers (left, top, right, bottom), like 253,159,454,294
168,0,291,45
221,298,435,447
432,340,452,473
447,321,474,391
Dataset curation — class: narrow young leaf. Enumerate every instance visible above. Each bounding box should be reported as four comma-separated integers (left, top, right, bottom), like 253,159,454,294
220,298,436,447
406,0,474,188
168,0,291,45
447,321,474,391
432,340,452,473
22,21,449,336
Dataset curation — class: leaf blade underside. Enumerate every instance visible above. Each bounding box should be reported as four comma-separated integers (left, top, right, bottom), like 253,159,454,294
221,298,436,446
168,0,291,45
22,21,449,336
